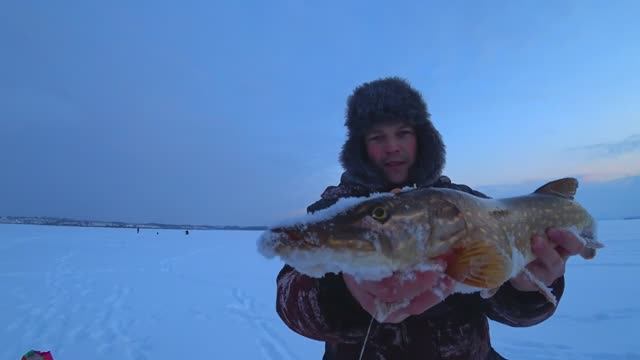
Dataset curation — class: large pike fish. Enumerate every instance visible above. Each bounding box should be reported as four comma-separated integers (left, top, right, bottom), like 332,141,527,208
258,178,603,310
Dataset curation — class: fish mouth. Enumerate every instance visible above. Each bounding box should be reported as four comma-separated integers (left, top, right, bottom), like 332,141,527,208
268,227,314,248
268,223,377,252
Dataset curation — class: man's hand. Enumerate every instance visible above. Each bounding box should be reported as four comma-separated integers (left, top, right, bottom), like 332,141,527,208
343,260,455,323
510,228,585,292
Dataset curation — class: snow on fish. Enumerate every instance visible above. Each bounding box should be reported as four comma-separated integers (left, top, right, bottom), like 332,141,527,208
257,177,604,313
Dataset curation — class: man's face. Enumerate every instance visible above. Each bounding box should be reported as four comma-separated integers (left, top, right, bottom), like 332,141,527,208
365,121,417,185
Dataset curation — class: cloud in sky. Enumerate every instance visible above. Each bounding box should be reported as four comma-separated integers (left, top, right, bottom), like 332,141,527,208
570,134,640,157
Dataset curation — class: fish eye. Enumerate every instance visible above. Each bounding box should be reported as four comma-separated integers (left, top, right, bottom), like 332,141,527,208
371,207,388,222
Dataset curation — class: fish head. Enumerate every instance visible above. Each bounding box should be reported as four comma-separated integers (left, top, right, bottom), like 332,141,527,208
258,189,473,279
266,194,428,258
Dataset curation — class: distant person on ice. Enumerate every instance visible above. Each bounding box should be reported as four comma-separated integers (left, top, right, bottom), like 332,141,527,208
274,77,586,359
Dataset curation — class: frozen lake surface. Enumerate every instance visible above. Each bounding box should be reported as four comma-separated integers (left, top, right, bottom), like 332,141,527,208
1,220,638,359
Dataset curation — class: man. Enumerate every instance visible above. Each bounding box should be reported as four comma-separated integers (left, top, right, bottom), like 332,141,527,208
275,77,585,359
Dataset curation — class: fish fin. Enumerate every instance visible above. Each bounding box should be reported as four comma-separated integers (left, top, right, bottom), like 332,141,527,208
578,237,605,259
580,234,604,259
523,268,557,306
569,227,604,259
533,178,578,199
480,287,499,299
446,240,511,289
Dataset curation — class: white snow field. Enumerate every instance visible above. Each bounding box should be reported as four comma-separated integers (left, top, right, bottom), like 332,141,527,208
1,220,638,360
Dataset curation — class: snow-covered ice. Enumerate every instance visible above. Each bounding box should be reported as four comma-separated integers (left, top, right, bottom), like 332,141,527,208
1,220,638,359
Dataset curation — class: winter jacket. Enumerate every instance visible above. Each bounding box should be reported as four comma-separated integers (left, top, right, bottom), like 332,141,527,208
275,176,564,360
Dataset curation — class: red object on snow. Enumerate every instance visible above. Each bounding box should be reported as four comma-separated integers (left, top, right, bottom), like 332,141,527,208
21,350,54,360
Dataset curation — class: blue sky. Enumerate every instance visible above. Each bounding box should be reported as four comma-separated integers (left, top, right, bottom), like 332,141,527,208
1,1,639,226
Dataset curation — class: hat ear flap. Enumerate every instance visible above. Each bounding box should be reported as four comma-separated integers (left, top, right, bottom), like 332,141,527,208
411,122,446,186
339,134,387,190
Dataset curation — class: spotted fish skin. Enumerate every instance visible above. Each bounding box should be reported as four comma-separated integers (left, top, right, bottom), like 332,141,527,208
425,181,600,291
259,177,603,294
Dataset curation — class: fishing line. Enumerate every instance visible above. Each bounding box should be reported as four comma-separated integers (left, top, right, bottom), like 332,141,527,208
358,315,375,360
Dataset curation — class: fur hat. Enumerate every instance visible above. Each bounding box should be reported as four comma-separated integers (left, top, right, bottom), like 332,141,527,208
339,77,446,190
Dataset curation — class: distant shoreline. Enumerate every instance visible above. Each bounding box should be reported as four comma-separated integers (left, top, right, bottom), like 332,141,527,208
0,216,268,231
1,215,638,232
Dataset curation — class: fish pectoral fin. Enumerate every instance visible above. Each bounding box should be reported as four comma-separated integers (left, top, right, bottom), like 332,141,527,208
446,241,510,289
533,178,578,199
